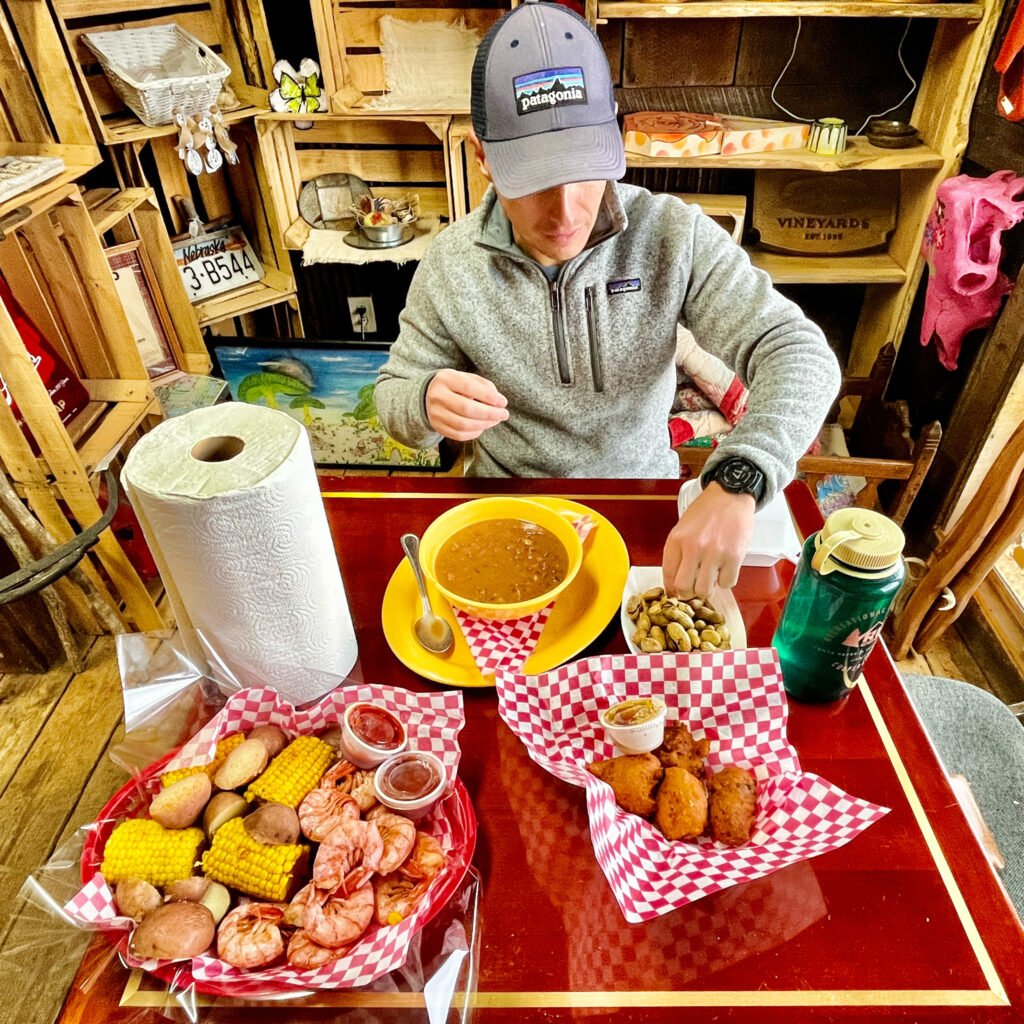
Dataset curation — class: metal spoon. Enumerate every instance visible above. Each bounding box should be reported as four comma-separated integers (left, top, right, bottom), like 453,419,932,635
400,533,454,654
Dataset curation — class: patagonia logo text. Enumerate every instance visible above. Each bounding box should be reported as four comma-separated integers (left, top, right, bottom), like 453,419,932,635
513,67,587,115
607,278,641,295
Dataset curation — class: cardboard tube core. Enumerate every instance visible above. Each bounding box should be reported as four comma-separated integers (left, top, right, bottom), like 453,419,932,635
191,435,246,463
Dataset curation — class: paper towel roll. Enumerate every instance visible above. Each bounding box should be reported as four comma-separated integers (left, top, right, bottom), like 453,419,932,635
122,404,358,703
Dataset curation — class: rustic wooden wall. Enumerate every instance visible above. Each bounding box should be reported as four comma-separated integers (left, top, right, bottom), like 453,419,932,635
889,0,1024,536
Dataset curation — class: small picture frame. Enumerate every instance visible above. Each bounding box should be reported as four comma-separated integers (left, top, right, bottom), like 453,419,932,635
209,338,451,471
106,241,179,379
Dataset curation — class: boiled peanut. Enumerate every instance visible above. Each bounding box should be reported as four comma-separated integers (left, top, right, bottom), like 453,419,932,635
700,628,722,645
643,587,666,601
694,619,707,630
717,624,731,642
641,637,664,653
626,594,644,618
636,611,651,633
666,622,691,652
687,628,701,648
632,627,648,645
704,609,725,625
700,641,717,652
649,611,670,627
666,607,695,629
649,625,666,648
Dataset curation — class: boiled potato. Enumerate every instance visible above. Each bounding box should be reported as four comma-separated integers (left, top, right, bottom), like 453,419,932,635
202,791,249,838
149,773,211,830
130,901,215,960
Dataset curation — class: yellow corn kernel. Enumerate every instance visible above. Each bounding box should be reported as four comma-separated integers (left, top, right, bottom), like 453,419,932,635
100,818,205,888
161,732,247,788
245,735,334,809
201,817,307,901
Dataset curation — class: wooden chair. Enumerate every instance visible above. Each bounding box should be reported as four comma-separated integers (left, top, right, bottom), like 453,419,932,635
888,415,1024,659
674,344,942,527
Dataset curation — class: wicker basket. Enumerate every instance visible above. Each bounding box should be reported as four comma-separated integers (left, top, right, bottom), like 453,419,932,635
82,24,231,128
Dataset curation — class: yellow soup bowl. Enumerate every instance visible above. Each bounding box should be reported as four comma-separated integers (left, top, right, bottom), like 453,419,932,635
418,496,585,620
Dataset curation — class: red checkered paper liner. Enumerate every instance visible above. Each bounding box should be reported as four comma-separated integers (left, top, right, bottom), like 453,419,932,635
64,685,475,995
453,515,595,676
496,648,889,923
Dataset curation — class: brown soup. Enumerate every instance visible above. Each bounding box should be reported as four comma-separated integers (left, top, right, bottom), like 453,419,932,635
435,518,569,604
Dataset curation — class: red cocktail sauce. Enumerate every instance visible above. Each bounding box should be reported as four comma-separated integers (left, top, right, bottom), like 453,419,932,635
378,755,441,801
348,704,405,750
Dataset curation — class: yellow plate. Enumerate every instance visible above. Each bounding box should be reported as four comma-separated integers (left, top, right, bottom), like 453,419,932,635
381,498,630,687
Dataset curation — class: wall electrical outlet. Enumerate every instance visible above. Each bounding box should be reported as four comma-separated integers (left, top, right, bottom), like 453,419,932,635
347,296,376,334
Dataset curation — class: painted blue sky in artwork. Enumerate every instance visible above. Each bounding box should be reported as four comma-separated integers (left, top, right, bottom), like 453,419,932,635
215,346,388,412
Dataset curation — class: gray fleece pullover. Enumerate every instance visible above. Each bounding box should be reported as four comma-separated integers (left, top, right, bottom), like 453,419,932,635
375,182,841,505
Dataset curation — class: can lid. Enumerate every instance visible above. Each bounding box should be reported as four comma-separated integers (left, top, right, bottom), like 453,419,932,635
811,508,905,575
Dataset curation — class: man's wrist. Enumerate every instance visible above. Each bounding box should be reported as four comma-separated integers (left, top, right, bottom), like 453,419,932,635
702,456,766,504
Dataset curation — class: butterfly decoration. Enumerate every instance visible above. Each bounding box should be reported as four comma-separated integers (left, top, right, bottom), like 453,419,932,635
269,58,322,115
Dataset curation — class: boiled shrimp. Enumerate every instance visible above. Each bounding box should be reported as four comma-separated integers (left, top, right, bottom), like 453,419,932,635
346,769,378,811
283,881,315,928
216,904,284,968
370,809,416,874
298,763,361,841
373,872,431,927
303,882,374,948
286,928,354,969
400,831,446,880
313,817,383,893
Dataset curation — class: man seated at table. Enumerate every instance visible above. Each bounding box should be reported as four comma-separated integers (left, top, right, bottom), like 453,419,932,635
375,0,840,598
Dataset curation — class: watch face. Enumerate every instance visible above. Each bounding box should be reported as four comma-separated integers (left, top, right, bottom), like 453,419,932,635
716,458,764,497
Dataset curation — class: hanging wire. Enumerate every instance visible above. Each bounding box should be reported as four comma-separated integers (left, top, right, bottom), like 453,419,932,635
769,17,920,135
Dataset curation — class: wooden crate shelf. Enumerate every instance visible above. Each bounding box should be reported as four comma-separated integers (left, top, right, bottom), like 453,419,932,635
747,249,906,284
626,138,945,173
192,265,297,326
0,185,164,631
257,113,452,253
52,0,274,146
0,144,99,226
96,103,262,146
311,2,504,114
66,396,159,476
84,187,154,234
599,2,984,17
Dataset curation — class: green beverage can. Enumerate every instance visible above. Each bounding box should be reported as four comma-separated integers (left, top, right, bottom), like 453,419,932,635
773,508,905,702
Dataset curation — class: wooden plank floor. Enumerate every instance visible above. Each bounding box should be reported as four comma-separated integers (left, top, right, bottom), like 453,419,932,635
0,615,1005,1024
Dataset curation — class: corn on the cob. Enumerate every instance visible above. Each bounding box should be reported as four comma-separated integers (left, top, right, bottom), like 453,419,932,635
100,819,205,887
245,735,335,809
201,816,308,901
161,732,247,788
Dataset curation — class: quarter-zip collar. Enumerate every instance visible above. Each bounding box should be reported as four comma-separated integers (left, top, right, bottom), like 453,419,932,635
474,181,628,267
473,183,627,388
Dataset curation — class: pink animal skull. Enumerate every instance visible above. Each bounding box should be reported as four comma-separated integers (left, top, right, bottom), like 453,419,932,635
920,170,1024,370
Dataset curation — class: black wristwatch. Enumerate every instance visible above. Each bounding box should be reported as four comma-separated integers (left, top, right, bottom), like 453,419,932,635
703,456,766,503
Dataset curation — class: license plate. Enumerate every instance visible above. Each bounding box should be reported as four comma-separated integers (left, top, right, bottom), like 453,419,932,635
172,225,265,302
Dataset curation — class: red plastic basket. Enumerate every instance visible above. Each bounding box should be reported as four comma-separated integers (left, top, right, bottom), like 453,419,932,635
80,745,477,997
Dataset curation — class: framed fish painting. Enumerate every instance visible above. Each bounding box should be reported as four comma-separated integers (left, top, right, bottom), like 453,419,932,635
208,339,451,471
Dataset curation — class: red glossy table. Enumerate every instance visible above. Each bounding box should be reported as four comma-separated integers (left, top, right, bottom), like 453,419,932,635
56,478,1024,1024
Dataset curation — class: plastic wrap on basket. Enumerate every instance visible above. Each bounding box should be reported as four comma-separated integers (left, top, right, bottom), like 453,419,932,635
12,629,480,1021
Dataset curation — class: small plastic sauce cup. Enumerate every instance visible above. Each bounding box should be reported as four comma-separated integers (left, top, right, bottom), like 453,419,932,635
340,702,408,769
601,697,668,756
373,750,447,820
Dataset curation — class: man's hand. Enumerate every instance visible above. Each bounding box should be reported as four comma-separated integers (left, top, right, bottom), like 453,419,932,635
426,369,509,441
662,481,756,598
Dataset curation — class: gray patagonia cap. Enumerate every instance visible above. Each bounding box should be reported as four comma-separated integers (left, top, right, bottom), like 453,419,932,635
471,1,625,199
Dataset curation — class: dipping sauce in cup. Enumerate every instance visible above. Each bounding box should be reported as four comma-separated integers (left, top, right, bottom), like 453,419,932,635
341,702,408,769
601,697,668,755
373,751,447,820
